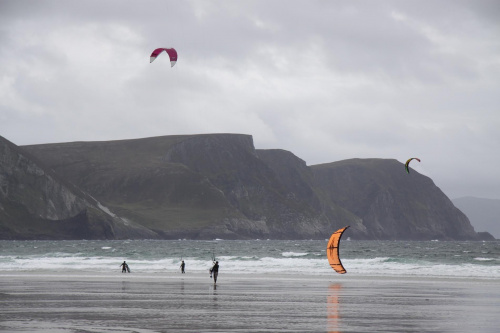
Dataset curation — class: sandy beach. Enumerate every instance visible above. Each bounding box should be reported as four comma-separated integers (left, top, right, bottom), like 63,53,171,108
0,272,498,333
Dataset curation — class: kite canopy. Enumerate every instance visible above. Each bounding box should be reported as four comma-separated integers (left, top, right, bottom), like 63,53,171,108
150,48,177,67
405,157,421,174
327,226,350,274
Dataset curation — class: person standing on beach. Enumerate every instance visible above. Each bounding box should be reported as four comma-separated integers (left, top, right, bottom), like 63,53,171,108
120,261,130,273
211,261,219,284
180,260,185,274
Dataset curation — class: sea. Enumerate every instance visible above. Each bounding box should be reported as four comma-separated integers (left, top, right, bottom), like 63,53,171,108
0,239,498,279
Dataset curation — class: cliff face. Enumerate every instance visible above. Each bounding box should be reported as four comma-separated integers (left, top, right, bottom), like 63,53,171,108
22,134,353,239
21,135,242,239
164,137,337,238
255,149,366,238
312,159,478,240
0,135,156,240
0,136,86,221
12,134,482,240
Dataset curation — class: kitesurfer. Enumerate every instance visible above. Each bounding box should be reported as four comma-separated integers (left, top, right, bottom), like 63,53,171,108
211,261,219,284
180,260,185,274
120,261,130,273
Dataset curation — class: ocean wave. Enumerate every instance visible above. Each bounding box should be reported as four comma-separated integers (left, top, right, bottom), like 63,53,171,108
282,252,308,257
1,240,499,279
474,257,497,262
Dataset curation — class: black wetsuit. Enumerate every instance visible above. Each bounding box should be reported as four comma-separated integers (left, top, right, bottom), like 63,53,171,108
121,262,129,273
180,262,185,273
212,263,219,283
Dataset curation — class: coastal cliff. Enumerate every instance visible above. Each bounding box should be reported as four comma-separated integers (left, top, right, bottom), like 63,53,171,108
0,135,156,239
0,133,484,240
312,159,478,240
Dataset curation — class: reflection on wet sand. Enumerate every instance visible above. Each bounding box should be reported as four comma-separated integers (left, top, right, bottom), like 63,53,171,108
327,283,342,333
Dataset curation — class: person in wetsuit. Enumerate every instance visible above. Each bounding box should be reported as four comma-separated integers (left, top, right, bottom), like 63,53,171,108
180,260,185,274
120,261,130,273
211,261,219,284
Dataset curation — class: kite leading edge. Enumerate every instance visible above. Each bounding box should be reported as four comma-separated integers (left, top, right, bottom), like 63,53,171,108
327,226,350,274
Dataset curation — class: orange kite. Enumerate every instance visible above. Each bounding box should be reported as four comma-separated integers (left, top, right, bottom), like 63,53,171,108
327,226,350,274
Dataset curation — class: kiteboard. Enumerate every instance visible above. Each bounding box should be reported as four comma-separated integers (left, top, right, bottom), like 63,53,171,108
209,248,216,278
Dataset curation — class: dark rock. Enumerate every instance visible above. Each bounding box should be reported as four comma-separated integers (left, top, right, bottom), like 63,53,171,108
476,231,496,241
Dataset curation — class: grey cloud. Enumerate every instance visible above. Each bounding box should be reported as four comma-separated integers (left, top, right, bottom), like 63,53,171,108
0,0,499,199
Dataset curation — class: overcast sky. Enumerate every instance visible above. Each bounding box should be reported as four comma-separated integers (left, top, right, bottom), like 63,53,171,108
1,0,499,200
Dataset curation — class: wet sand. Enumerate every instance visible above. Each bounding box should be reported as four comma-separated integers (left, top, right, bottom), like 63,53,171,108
0,272,498,332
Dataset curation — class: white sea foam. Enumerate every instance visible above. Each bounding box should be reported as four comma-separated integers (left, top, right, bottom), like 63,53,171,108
281,252,308,257
474,257,496,261
1,255,498,279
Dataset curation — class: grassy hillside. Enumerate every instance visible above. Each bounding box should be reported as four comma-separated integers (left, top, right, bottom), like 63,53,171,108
24,135,247,237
